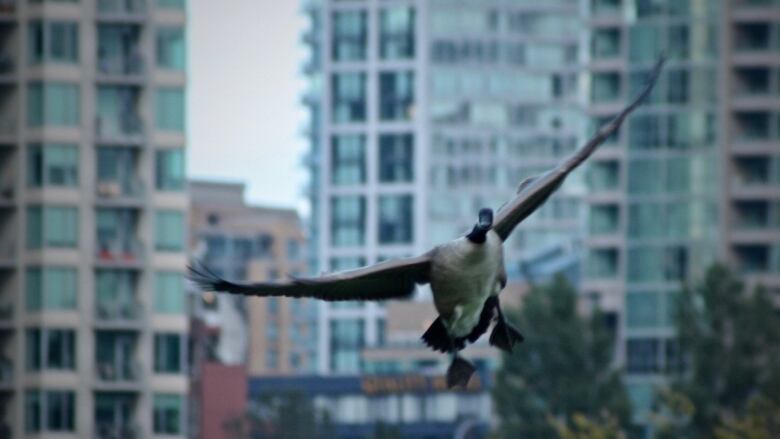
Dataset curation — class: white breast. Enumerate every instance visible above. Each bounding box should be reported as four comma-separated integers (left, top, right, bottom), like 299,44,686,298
429,231,504,337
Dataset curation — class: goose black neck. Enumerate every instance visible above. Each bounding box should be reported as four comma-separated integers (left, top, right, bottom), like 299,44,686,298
467,226,488,244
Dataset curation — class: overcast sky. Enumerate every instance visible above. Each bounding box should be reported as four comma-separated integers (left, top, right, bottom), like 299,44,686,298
188,0,309,214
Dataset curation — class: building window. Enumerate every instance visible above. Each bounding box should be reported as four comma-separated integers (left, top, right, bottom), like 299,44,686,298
331,196,366,247
27,143,79,187
157,0,186,9
379,71,414,121
380,7,415,59
331,134,365,185
25,267,77,311
155,148,185,191
378,195,413,244
25,390,76,433
591,72,621,103
153,394,183,435
154,333,183,373
332,10,367,61
626,338,660,374
27,83,80,127
25,328,76,371
585,161,619,191
627,246,664,282
626,291,661,329
585,249,618,279
155,87,185,132
629,24,662,63
379,134,413,183
154,272,184,314
156,26,185,70
332,72,366,123
591,28,620,59
26,206,78,249
330,319,364,373
266,348,279,370
286,239,300,260
28,21,79,64
154,210,185,252
588,204,619,235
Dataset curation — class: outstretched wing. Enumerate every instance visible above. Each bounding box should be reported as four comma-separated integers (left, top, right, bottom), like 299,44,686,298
492,56,666,242
188,253,431,302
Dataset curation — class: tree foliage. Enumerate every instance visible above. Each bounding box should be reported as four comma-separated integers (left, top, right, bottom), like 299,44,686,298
656,264,780,438
493,275,631,438
233,392,334,439
552,413,626,439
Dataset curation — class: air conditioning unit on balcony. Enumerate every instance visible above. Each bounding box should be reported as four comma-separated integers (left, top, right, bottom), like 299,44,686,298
97,181,121,198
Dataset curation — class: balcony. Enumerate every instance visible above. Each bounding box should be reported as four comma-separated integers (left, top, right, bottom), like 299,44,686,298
96,179,144,205
96,239,144,267
97,0,146,20
0,24,16,77
96,361,141,384
95,300,143,325
0,210,14,267
95,423,139,439
0,357,10,389
97,24,144,80
0,86,16,138
95,114,144,142
0,299,11,325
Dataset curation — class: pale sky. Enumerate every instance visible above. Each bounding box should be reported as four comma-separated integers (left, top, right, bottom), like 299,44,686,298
188,0,309,214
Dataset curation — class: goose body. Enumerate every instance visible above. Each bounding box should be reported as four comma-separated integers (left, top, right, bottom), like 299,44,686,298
430,231,505,338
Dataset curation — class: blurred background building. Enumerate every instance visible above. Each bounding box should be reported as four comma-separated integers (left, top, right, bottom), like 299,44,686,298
302,0,780,436
0,0,188,437
188,180,316,438
301,0,587,379
581,0,780,430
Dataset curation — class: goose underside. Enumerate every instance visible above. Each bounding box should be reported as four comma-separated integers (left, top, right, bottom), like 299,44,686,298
422,296,497,353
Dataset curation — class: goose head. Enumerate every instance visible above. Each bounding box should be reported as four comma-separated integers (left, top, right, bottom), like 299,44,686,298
466,208,493,244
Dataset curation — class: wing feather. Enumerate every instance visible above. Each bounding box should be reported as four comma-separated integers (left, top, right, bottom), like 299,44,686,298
188,254,431,302
492,56,666,241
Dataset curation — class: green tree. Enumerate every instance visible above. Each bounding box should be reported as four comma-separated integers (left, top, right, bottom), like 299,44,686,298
493,275,631,438
656,264,780,438
552,413,626,439
239,392,334,439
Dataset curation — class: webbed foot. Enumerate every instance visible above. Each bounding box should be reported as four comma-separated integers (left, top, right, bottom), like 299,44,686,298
446,356,476,389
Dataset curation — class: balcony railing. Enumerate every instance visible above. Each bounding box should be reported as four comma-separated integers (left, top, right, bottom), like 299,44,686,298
95,300,143,322
96,360,140,383
96,178,144,200
96,115,144,139
97,0,146,15
98,54,144,76
96,239,144,264
95,423,139,439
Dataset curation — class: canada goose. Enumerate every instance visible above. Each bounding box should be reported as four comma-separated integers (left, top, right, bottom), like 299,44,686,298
189,57,665,388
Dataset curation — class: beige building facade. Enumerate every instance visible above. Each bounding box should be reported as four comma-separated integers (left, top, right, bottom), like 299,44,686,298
0,0,189,437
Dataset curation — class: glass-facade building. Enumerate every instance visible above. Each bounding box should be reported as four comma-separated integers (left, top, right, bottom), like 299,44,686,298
583,0,780,431
0,0,188,437
303,0,587,375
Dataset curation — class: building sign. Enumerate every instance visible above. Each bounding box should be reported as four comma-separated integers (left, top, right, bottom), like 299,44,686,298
360,374,483,395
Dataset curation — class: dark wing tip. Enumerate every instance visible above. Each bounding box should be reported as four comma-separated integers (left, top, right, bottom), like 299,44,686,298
187,261,229,292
